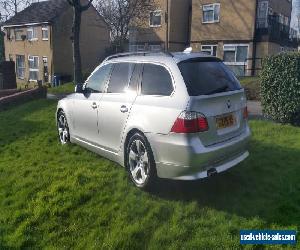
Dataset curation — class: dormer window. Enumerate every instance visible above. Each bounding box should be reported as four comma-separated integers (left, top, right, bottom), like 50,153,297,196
42,26,49,40
27,27,38,41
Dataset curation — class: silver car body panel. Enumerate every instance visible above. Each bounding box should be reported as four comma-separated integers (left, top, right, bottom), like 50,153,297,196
57,52,251,180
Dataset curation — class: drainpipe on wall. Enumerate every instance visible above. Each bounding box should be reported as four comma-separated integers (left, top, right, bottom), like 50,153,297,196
251,0,259,76
166,0,169,51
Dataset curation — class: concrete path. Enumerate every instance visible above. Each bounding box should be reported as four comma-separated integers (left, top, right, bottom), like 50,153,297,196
247,101,263,118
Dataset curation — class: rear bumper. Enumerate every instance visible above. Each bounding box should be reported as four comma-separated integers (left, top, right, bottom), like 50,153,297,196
147,127,251,180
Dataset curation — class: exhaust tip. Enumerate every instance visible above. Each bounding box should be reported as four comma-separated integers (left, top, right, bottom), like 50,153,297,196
207,168,218,177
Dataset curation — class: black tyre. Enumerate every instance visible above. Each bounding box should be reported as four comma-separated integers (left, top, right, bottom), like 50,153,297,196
126,132,157,189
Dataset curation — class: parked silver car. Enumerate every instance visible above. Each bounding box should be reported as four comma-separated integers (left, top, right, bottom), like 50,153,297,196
56,52,251,189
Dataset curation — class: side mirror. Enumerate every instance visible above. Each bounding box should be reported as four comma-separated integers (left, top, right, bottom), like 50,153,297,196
75,83,84,93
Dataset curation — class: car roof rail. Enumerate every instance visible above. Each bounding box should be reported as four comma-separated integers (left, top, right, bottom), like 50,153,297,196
104,51,174,62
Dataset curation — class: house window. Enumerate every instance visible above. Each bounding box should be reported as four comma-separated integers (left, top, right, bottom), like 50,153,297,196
16,55,25,79
27,27,38,41
42,26,49,40
15,29,23,41
201,45,217,56
150,10,162,27
28,56,39,81
223,44,249,76
202,4,220,23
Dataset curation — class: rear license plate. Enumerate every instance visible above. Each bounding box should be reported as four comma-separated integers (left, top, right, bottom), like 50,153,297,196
216,113,236,129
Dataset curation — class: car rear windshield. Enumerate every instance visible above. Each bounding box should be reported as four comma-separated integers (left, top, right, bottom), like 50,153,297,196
178,58,242,96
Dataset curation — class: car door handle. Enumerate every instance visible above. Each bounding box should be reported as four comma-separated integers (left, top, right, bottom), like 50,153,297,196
91,102,97,109
120,105,128,113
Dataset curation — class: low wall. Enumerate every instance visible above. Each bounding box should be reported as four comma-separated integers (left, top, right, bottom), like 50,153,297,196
0,89,19,98
0,87,47,111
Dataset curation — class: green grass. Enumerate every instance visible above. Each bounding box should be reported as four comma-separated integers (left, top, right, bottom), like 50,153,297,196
0,100,299,249
239,76,260,89
47,82,75,94
239,77,261,101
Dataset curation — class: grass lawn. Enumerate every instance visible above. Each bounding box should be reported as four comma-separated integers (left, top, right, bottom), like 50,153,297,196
47,82,75,95
0,99,299,249
239,76,261,101
239,76,260,88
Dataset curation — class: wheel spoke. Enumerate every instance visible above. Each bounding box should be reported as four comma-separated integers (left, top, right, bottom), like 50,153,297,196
59,116,64,126
142,152,149,165
140,167,147,182
62,130,68,142
131,166,140,178
135,140,142,154
129,150,137,161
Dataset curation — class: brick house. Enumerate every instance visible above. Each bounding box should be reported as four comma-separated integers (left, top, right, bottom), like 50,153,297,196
130,0,297,76
129,0,192,52
3,0,110,84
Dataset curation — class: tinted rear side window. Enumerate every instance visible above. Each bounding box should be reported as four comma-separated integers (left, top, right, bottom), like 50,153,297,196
107,63,135,93
141,64,173,96
178,60,242,96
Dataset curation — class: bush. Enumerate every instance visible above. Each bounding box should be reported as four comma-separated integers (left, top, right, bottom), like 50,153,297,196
260,53,300,125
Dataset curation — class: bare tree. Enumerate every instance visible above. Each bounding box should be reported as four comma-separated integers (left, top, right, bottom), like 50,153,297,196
0,0,38,18
95,0,154,51
67,0,93,84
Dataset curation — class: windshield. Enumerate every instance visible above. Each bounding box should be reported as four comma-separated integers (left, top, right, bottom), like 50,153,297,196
178,59,242,96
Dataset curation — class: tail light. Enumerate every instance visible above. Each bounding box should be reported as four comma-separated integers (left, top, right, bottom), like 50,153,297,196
171,111,209,133
243,107,248,120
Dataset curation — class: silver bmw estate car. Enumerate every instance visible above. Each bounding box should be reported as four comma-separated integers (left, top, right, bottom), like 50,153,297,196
56,51,251,189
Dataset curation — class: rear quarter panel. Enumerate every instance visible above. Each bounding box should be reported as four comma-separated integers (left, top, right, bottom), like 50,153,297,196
124,61,189,136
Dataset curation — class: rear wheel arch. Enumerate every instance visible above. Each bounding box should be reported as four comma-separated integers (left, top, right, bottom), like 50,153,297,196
124,129,155,166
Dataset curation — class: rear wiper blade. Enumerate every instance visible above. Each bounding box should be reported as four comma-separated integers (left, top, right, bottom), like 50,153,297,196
205,86,229,95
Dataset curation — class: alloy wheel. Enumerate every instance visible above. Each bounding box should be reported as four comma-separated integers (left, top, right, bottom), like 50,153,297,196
128,139,150,185
57,113,69,144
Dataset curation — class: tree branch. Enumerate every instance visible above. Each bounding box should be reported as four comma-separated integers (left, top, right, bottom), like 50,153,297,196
81,0,93,12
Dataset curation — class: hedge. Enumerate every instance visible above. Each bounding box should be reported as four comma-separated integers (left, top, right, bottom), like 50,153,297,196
260,53,300,125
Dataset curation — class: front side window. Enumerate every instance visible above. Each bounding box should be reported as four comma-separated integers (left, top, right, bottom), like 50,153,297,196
107,63,135,93
16,55,25,79
141,64,173,96
27,27,38,41
42,26,49,40
85,64,112,93
201,45,217,56
150,10,162,27
178,59,242,96
203,4,220,23
28,55,39,81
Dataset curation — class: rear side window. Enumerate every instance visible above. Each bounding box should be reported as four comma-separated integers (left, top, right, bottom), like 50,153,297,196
107,63,135,93
85,64,112,93
178,59,242,96
141,64,173,96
